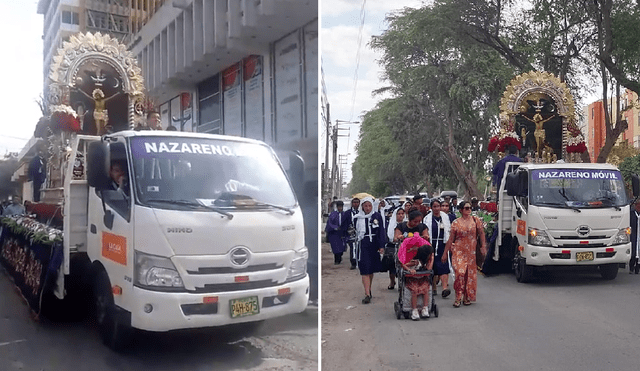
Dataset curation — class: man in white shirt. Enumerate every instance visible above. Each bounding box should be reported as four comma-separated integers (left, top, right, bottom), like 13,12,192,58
3,195,25,216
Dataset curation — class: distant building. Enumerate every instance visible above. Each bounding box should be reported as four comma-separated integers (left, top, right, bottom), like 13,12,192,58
585,89,639,162
37,0,134,95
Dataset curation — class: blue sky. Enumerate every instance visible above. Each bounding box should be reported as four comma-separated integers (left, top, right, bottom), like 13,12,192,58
0,1,43,155
321,0,426,183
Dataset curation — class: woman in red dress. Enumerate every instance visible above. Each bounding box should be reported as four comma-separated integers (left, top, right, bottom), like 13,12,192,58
441,200,487,307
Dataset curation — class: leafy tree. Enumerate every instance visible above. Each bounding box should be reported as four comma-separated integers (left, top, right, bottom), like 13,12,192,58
365,3,514,199
618,152,640,193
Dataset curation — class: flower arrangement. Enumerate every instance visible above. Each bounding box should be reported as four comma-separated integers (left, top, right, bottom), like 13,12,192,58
49,105,81,132
566,124,587,153
488,131,522,153
2,216,62,246
566,134,587,153
498,132,522,153
488,136,500,152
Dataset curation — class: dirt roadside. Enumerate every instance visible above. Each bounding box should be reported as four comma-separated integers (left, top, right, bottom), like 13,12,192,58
321,240,401,371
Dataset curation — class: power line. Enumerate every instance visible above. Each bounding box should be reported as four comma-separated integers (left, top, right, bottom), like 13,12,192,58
349,0,366,124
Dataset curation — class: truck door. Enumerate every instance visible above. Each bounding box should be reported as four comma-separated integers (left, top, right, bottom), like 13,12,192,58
87,140,134,310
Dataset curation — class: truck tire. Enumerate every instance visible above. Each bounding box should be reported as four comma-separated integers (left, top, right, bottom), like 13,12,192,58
93,269,132,351
599,264,619,280
515,257,534,283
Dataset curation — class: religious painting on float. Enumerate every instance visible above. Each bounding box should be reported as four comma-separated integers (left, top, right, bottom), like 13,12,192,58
489,71,586,163
70,60,128,135
515,92,563,161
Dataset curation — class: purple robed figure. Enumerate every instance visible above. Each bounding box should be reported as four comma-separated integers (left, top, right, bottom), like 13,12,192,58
325,201,348,264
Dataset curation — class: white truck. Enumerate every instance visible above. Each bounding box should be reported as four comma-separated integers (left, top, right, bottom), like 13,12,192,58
495,162,635,282
53,131,309,349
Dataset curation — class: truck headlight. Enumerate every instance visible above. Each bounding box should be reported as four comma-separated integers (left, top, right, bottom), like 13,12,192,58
286,247,308,281
135,251,184,288
528,228,552,246
612,227,631,245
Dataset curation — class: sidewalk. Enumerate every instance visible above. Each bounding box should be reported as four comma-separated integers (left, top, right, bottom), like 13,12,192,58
321,238,457,371
320,241,402,371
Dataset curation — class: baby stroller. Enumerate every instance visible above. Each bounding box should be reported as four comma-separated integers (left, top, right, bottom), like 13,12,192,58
393,238,439,320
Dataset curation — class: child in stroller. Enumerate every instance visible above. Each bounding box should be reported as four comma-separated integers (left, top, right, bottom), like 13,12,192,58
394,234,438,320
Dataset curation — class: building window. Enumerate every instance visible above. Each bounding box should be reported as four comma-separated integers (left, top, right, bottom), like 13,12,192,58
197,74,222,134
592,108,594,119
62,11,79,25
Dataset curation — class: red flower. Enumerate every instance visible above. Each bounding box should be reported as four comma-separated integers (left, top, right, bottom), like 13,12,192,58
480,202,497,213
488,136,499,152
50,112,81,132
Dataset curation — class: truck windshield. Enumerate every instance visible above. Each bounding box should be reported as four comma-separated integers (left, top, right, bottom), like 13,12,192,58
530,169,628,208
129,137,297,211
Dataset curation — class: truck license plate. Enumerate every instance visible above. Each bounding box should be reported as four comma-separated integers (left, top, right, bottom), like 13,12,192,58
230,296,259,318
576,251,594,262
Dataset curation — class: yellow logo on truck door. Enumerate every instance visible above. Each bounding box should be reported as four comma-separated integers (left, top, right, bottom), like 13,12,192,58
102,232,127,265
517,220,526,236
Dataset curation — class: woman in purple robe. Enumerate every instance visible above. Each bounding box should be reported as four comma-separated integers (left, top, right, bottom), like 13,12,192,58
325,200,348,264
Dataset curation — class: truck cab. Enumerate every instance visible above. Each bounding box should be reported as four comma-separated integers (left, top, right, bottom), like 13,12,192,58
66,131,308,348
497,162,632,282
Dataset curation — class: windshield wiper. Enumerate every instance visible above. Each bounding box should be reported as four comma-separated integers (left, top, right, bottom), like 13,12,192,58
557,189,581,212
596,196,621,211
214,193,294,215
251,201,295,215
537,201,581,212
147,199,234,219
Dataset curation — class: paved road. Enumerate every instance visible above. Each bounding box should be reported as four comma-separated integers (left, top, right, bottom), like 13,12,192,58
0,267,318,371
321,242,640,371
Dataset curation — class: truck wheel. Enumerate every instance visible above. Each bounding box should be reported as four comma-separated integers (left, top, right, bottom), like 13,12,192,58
94,269,132,351
515,257,533,283
599,264,619,280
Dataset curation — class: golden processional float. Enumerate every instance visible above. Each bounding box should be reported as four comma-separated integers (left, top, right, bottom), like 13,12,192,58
0,33,147,315
40,32,147,205
488,71,587,163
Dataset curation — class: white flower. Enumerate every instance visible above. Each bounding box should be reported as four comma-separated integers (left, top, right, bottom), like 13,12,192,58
50,104,79,118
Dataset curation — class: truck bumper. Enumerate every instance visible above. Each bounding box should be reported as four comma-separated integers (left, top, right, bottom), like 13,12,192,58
128,276,309,331
524,244,631,266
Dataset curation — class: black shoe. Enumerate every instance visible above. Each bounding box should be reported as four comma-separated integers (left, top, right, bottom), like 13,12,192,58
442,289,451,298
362,295,371,304
350,265,356,270
387,284,395,290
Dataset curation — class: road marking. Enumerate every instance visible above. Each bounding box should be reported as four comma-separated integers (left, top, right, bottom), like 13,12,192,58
0,339,26,347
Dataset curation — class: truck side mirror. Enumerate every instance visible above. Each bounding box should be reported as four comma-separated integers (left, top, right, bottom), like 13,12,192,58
87,141,111,189
506,173,519,196
633,175,640,198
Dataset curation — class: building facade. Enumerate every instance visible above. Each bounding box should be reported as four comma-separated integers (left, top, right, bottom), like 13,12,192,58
129,0,318,300
585,90,639,162
37,0,135,93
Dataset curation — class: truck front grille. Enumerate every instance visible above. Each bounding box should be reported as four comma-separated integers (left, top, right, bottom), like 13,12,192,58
186,263,282,274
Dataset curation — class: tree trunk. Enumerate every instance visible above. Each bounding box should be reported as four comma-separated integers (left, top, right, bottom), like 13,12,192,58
444,113,482,199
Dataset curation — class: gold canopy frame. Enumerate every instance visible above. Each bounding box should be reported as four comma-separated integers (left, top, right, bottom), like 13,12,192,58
47,32,146,131
499,71,582,161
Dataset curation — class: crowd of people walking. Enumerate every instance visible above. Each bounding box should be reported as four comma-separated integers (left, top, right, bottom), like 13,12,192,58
325,192,488,314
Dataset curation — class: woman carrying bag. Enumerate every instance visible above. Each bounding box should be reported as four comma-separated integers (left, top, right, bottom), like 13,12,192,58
441,200,487,307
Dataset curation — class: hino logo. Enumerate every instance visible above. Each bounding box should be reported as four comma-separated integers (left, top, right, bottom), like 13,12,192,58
167,227,193,233
576,225,591,236
230,247,251,266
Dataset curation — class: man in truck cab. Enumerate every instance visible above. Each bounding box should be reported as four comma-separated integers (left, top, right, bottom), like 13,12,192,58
109,161,130,197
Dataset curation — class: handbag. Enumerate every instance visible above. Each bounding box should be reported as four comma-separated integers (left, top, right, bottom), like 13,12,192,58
473,216,486,270
379,243,396,272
